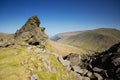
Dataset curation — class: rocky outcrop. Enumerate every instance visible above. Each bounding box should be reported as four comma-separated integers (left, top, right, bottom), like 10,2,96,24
30,74,38,80
14,16,48,46
0,16,48,48
0,33,14,47
60,42,120,80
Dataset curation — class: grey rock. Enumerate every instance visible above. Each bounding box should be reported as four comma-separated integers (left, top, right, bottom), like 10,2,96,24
58,56,70,66
0,42,14,47
35,48,42,54
14,16,48,46
72,66,88,75
87,72,93,77
28,67,34,71
81,69,88,75
82,77,90,80
38,66,42,72
63,53,81,66
112,57,120,66
94,73,103,80
116,68,120,73
30,74,38,80
118,48,120,52
51,67,56,73
72,66,81,72
93,67,103,72
44,62,52,72
62,42,120,80
4,42,14,47
27,46,33,52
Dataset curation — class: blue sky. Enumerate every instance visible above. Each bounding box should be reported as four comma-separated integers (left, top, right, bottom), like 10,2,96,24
0,0,120,36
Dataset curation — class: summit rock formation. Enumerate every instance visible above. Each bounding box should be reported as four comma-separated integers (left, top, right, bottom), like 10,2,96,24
14,16,48,45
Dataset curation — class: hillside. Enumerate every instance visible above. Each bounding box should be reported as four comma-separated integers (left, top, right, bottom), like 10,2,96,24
49,40,87,56
0,45,77,80
0,16,77,80
0,16,120,80
0,33,14,47
51,28,120,52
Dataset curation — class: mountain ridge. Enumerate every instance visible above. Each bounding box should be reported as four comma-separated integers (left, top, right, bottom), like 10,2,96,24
51,28,120,52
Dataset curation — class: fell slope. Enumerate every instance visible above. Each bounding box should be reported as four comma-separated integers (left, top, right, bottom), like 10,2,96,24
0,46,76,80
51,28,120,52
49,40,86,56
0,16,77,80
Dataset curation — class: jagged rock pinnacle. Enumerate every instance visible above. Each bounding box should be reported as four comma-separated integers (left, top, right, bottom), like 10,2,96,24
14,16,48,46
25,16,40,27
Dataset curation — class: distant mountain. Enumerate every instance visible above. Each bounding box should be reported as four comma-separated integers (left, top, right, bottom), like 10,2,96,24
51,28,120,52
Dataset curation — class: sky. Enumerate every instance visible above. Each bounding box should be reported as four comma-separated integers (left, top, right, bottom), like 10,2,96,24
0,0,120,37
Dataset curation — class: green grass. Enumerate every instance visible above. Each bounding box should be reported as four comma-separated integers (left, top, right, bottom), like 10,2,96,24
31,53,76,80
0,45,76,80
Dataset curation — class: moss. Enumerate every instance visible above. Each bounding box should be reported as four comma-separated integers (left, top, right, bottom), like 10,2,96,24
9,62,19,67
50,74,56,80
0,53,9,59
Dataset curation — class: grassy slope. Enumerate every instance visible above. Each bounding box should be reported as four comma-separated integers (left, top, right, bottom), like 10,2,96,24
49,40,87,56
0,45,76,80
56,28,120,52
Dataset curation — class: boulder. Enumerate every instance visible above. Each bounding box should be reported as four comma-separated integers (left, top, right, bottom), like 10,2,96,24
93,67,103,72
112,57,120,66
107,42,120,53
63,53,81,66
72,66,88,75
94,73,103,80
30,74,38,80
0,33,15,48
87,72,93,78
0,42,14,47
72,66,81,72
58,56,70,66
